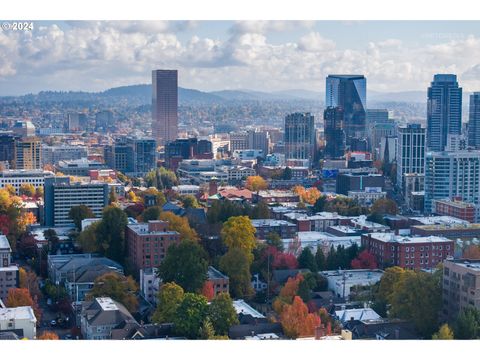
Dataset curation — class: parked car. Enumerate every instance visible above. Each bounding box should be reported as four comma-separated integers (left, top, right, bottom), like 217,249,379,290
50,320,57,327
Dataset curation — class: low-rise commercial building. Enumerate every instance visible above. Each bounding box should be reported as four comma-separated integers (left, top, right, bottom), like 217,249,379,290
321,269,384,299
0,169,54,193
0,306,37,339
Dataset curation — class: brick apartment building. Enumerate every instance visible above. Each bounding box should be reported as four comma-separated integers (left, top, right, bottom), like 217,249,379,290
250,219,297,240
206,266,229,297
411,223,480,240
442,258,480,321
361,233,454,270
433,198,477,223
126,220,181,274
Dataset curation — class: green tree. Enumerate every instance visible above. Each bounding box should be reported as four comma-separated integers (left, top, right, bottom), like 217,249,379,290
313,195,327,213
199,318,216,339
68,205,95,230
266,232,283,251
221,216,256,262
158,240,208,293
219,248,254,299
370,198,398,216
145,167,178,190
282,167,292,180
250,201,270,219
315,246,326,271
455,307,480,339
95,206,128,264
181,195,200,209
152,282,184,324
432,324,454,340
87,272,139,313
298,248,317,272
208,293,239,336
174,293,209,339
389,270,442,338
108,187,117,204
141,206,162,222
77,221,100,253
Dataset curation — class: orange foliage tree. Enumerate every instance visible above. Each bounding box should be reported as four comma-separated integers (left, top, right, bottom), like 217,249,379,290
280,296,321,339
37,331,59,340
293,186,321,205
245,176,268,192
5,288,42,321
272,274,303,314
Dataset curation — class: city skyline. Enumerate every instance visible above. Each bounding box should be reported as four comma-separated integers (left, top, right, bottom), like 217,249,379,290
2,20,480,96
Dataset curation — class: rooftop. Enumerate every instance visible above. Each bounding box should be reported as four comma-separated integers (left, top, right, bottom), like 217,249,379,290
0,306,36,322
251,219,296,227
446,259,480,271
335,308,381,323
410,216,470,226
207,266,228,280
0,235,11,251
233,300,265,319
367,232,453,244
97,297,119,311
127,223,180,237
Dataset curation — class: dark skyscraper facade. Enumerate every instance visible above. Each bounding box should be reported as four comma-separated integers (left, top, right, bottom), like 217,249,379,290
427,74,462,151
152,70,178,146
284,112,315,162
324,106,345,159
468,92,480,149
325,75,367,151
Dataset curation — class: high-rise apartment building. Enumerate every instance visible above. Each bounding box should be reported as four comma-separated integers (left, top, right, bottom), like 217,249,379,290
152,70,178,146
0,132,17,168
424,150,480,214
468,92,480,149
325,75,367,150
14,137,42,170
104,137,156,177
44,177,109,227
396,124,426,191
427,74,462,151
284,112,315,163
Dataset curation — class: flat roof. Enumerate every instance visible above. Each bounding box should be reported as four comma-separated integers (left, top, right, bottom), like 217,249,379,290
0,306,36,322
446,259,480,271
410,216,469,226
368,232,453,244
251,219,296,227
96,297,119,311
127,223,180,236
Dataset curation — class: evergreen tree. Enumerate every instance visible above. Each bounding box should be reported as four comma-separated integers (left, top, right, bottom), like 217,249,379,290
298,248,317,272
315,246,326,271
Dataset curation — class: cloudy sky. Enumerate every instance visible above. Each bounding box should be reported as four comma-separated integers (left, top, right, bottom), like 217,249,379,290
1,20,480,96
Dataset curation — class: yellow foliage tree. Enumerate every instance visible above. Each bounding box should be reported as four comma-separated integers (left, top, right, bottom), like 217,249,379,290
432,324,454,340
220,216,256,261
159,211,199,241
245,176,268,192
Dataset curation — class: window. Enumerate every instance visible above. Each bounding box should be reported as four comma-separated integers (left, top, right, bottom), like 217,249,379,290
420,246,424,251
406,247,409,252
446,245,450,250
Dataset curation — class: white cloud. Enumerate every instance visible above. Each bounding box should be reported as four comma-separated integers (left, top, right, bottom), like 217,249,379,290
1,21,480,95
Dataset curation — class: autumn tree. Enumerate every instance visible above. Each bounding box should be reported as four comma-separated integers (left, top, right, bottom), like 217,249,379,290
173,293,209,339
293,186,321,205
19,183,35,197
87,272,139,313
351,250,378,269
280,296,321,339
68,205,95,230
221,216,256,262
273,274,303,314
201,281,215,301
37,331,59,340
158,240,208,293
18,268,41,300
245,176,268,192
4,184,16,196
219,248,254,299
152,282,185,324
370,198,398,217
5,288,42,321
432,324,454,340
159,211,199,241
208,292,239,336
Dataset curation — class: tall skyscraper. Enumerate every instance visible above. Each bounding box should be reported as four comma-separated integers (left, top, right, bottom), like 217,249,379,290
396,124,426,191
424,150,480,214
427,74,462,151
366,109,396,157
284,112,315,162
325,75,367,151
152,70,178,146
323,106,345,159
14,137,42,170
468,92,480,149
